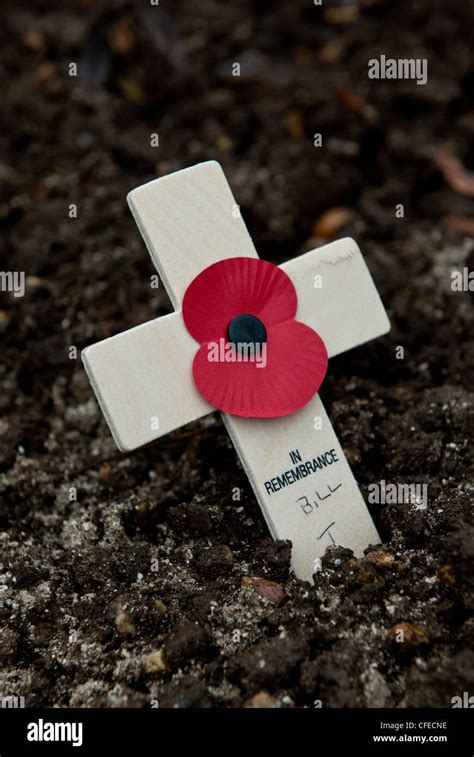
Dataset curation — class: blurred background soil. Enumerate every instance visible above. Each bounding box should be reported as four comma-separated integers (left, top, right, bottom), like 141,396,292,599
0,0,473,707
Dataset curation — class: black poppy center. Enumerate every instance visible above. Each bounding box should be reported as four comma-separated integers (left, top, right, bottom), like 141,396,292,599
227,313,267,346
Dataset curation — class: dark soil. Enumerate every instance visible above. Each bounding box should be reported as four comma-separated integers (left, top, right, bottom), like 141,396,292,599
1,0,473,708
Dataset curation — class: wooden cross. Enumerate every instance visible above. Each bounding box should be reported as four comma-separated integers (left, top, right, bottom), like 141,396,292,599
82,161,390,582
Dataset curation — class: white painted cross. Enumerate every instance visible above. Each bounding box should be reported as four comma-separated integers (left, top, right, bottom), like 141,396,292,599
82,161,390,582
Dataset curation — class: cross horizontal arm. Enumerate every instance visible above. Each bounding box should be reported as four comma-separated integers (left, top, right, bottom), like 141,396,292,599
282,237,390,357
82,313,211,451
82,236,389,452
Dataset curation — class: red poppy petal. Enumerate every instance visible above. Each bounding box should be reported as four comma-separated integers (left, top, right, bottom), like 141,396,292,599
192,320,328,417
182,257,297,344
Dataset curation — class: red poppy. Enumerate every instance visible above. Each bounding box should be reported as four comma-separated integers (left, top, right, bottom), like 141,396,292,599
182,257,328,418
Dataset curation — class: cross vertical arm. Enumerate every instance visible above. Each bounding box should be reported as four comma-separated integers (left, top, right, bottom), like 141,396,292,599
127,161,258,309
